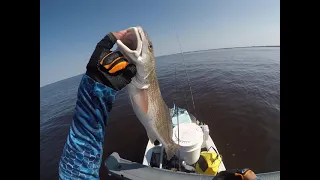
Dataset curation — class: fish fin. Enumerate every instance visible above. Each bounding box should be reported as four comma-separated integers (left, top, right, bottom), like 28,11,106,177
134,89,148,114
165,143,180,160
128,87,149,115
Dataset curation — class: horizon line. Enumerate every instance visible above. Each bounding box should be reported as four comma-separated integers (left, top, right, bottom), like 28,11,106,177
40,45,280,88
155,45,280,58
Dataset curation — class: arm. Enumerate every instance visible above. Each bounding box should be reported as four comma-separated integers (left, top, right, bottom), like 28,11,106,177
59,31,136,179
59,75,117,179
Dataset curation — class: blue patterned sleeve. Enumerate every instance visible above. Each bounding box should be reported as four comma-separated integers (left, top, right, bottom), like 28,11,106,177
59,74,117,179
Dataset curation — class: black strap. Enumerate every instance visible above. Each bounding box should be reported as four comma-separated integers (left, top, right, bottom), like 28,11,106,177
208,146,221,162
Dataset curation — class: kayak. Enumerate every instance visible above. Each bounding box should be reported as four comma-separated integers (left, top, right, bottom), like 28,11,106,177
105,107,280,180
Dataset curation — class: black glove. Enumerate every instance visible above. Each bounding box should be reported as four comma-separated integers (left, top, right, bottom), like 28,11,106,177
213,168,258,180
86,32,137,91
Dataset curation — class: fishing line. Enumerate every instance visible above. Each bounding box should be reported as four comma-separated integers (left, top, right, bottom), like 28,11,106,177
173,36,181,171
172,21,198,120
172,20,199,172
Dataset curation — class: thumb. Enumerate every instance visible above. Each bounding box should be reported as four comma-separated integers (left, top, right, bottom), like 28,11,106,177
122,64,137,79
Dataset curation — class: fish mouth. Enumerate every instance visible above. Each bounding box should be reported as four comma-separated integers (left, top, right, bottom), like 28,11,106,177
116,27,143,58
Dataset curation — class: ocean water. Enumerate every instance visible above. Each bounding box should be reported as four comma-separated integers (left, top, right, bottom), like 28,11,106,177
40,47,280,180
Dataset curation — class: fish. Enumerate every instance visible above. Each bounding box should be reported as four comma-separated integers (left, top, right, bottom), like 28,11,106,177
116,26,179,160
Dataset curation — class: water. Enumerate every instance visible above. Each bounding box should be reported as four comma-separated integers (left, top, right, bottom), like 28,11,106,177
40,47,280,180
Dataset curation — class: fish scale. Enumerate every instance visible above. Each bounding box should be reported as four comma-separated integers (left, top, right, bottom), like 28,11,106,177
117,26,179,160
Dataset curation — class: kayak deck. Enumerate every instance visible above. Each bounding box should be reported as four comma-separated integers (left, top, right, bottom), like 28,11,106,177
105,152,280,180
143,134,226,173
143,106,226,173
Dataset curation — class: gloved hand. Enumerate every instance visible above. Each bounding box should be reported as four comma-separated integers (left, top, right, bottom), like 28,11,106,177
86,30,137,91
213,168,259,180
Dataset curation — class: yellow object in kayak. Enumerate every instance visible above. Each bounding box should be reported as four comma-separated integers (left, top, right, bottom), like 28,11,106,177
195,151,222,175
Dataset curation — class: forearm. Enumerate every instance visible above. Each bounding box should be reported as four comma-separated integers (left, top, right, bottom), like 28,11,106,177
59,74,117,179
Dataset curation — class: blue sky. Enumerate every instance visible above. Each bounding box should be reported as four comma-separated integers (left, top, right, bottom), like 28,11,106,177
40,0,279,87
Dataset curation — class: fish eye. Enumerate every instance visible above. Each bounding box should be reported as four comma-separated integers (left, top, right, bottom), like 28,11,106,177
149,44,153,49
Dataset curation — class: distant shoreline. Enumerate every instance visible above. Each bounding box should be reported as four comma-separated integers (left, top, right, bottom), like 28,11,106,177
201,45,279,51
156,45,280,58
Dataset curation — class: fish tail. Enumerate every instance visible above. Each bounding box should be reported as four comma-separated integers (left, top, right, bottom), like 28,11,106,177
165,143,180,160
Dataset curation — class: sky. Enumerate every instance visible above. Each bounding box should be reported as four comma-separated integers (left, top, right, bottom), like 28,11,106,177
40,0,280,87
